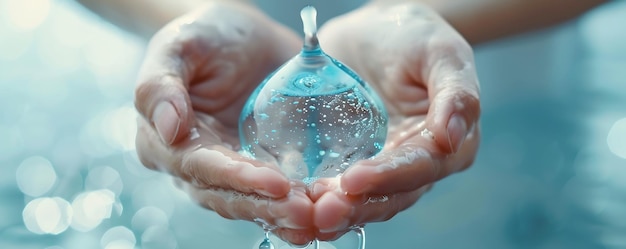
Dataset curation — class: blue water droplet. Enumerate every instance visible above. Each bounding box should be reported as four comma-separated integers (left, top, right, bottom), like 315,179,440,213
238,6,388,183
259,238,274,249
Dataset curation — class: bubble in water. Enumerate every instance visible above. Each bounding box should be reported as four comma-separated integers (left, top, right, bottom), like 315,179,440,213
293,73,322,92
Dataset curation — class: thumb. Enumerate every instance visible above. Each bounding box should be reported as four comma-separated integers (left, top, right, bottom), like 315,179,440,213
134,33,195,145
423,39,480,154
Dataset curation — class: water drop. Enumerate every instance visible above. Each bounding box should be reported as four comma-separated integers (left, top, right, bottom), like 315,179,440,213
258,231,274,249
238,5,388,182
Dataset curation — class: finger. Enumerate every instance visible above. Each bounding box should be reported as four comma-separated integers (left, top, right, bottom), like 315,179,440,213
136,117,291,198
420,33,481,154
182,180,316,245
182,148,292,197
184,181,313,228
339,124,480,195
134,24,195,145
313,182,431,234
272,228,317,247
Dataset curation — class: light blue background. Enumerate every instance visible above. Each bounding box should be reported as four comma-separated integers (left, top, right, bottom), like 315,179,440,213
1,0,625,248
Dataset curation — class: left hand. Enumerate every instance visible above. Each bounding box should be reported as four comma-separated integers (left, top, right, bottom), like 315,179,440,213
310,1,481,240
133,2,317,245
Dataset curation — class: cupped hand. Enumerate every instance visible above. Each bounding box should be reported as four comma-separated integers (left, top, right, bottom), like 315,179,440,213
311,1,481,239
133,2,316,245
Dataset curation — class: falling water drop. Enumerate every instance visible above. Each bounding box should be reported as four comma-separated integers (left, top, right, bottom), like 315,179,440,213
258,231,274,249
353,226,366,249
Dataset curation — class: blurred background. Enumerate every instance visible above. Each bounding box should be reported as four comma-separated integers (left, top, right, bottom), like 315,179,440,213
0,0,625,248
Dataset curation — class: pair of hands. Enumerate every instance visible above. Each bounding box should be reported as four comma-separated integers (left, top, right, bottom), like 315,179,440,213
134,1,480,245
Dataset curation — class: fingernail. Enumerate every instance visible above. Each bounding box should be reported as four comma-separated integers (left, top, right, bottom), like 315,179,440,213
311,182,327,196
446,114,467,153
153,101,181,145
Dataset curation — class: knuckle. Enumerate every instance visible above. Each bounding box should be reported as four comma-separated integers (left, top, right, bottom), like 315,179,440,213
134,74,185,120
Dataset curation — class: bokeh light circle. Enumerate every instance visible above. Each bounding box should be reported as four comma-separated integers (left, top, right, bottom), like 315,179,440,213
22,197,73,235
101,226,136,249
70,189,117,232
16,156,57,197
85,166,123,196
131,206,169,233
141,225,177,249
3,0,51,31
607,117,626,159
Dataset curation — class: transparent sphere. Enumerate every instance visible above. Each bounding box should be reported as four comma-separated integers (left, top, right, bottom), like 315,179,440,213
239,27,388,183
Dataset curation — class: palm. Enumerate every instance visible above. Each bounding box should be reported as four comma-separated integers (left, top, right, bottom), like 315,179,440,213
318,5,440,150
169,3,301,133
305,3,481,237
135,4,317,244
143,3,301,154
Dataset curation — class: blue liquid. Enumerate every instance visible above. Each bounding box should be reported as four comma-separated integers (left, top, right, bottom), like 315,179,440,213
240,83,387,182
238,5,387,183
259,231,274,249
242,5,380,248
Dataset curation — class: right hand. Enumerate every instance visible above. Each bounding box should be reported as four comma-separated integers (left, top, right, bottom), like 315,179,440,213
309,1,481,240
133,2,316,245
